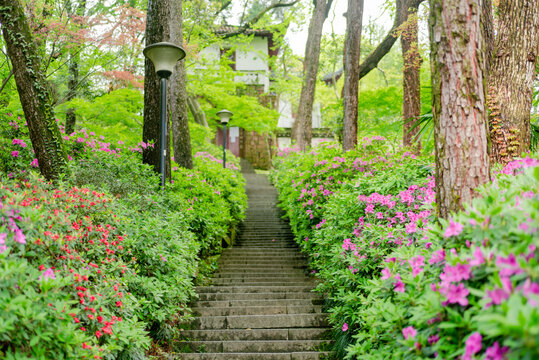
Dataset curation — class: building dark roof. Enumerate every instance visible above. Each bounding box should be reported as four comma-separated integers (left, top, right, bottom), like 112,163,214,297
214,25,274,37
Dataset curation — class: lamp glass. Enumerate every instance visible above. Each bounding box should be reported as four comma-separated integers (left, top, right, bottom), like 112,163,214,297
216,109,233,125
143,42,186,76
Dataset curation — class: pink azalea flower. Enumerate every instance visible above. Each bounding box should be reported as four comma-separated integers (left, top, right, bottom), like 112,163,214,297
521,279,539,307
381,267,391,280
428,334,440,345
38,268,56,281
439,263,471,283
405,222,418,234
496,254,523,277
0,233,7,254
444,219,463,238
11,150,19,158
402,326,417,340
393,274,405,293
429,249,445,265
470,248,485,266
14,229,26,244
30,158,39,168
342,323,348,332
485,341,509,360
441,283,469,306
463,332,482,360
409,255,425,277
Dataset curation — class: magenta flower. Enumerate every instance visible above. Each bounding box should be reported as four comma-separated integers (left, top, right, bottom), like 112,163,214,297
14,229,26,244
393,274,405,293
521,279,539,307
463,332,482,360
485,341,509,360
39,268,56,281
496,254,523,277
428,334,440,345
11,150,19,158
444,218,463,237
405,222,418,234
30,158,39,168
409,255,425,277
440,263,471,283
381,267,391,280
0,233,7,254
470,248,485,266
402,326,417,340
441,283,469,306
429,249,445,265
342,323,348,332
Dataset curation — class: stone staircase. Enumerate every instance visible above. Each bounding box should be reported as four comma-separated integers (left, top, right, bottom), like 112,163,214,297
172,162,333,359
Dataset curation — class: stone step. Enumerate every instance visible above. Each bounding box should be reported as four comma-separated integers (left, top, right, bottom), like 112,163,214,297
177,339,332,353
212,272,309,279
210,280,313,286
211,266,308,273
170,352,332,359
218,261,307,267
192,299,324,308
192,305,323,316
192,313,329,329
197,292,321,302
180,328,331,341
197,286,315,294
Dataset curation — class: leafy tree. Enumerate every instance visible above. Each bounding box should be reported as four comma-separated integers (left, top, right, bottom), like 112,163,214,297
0,0,68,180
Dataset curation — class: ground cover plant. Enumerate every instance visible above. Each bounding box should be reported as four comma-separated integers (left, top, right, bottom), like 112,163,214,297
271,139,539,359
0,113,246,359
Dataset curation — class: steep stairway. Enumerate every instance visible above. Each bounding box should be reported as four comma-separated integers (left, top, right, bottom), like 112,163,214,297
173,161,333,359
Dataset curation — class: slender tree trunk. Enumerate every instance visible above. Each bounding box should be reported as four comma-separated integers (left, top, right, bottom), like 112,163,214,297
293,0,333,151
342,0,364,151
487,0,539,165
187,95,209,127
430,0,490,218
401,0,421,150
143,0,172,176
169,0,193,169
0,0,68,181
482,0,494,76
65,0,86,135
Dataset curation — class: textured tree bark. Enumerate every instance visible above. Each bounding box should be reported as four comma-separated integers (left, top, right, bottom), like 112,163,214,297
169,0,193,169
143,0,172,176
65,0,86,135
0,0,68,181
487,0,539,165
293,0,333,151
430,0,490,218
342,0,364,151
400,0,421,151
481,0,494,76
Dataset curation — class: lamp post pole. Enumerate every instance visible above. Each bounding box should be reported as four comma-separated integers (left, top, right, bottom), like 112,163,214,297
142,42,186,190
160,77,168,188
222,123,227,169
216,109,233,170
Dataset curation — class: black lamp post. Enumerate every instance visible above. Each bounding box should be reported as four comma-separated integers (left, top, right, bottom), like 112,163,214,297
216,109,233,169
143,42,186,189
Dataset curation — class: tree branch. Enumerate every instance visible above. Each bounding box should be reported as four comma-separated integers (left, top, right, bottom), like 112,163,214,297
357,0,424,80
0,70,13,95
221,0,299,39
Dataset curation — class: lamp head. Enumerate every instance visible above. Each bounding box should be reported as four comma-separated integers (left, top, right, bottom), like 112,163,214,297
216,109,233,125
143,42,186,78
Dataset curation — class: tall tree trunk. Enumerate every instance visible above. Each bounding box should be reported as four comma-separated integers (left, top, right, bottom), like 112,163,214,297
401,0,421,150
143,0,172,176
65,0,86,135
430,0,490,219
342,0,364,151
0,0,68,181
487,0,539,165
169,0,193,169
293,0,333,151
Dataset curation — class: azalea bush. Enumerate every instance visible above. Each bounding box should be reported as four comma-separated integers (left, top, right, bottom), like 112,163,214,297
271,139,539,359
0,118,246,359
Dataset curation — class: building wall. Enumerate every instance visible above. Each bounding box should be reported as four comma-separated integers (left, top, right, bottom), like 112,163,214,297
277,99,323,128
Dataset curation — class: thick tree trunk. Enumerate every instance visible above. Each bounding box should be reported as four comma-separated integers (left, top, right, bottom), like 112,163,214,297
143,0,172,176
0,0,68,181
401,0,421,150
187,95,208,127
169,0,193,169
430,0,490,218
293,0,333,151
342,0,364,151
487,0,539,165
65,0,86,135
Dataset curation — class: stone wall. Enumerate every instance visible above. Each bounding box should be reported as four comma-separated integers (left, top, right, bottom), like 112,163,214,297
240,129,275,170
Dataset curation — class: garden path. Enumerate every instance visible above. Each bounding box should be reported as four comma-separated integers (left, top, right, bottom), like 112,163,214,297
174,160,332,359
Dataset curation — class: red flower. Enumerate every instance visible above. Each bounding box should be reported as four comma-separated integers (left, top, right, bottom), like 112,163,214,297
95,330,103,339
115,301,122,307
